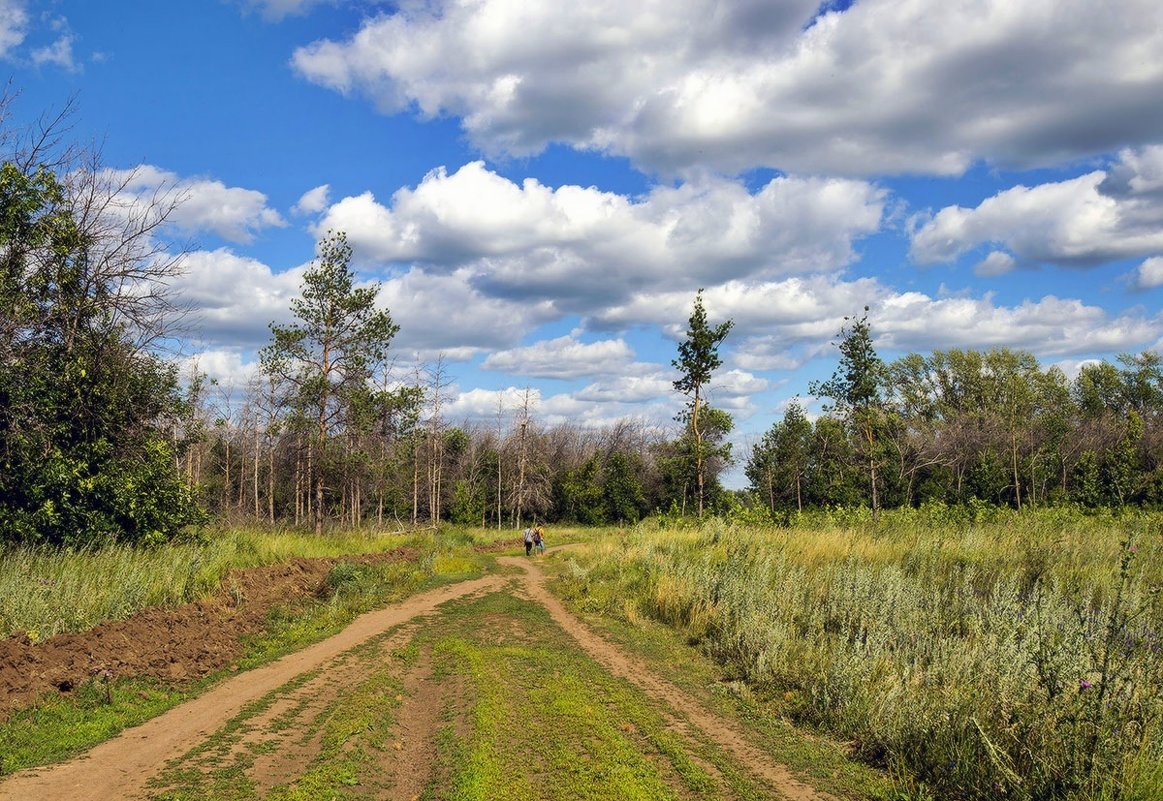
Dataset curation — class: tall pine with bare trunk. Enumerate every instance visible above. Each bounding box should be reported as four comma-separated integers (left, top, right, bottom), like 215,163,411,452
672,289,733,518
260,231,399,534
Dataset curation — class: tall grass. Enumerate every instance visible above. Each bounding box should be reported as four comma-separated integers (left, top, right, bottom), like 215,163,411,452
0,527,415,640
558,507,1163,801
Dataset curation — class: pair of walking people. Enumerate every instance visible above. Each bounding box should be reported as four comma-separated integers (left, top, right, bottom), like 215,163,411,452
523,524,545,556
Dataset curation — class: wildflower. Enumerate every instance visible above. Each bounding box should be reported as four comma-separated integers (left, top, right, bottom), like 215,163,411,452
1079,679,1092,691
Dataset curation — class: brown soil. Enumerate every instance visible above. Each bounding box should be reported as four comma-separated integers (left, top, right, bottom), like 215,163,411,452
0,547,832,801
0,549,414,720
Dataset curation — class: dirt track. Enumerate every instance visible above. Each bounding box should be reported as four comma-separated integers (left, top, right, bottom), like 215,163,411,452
1,553,831,801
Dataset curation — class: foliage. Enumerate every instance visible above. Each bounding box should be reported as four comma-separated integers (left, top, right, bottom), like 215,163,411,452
0,160,203,546
259,230,402,533
810,308,887,515
672,289,734,517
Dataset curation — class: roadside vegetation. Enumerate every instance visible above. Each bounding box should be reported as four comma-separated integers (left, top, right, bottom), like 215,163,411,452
554,510,1163,801
0,528,490,775
0,527,412,640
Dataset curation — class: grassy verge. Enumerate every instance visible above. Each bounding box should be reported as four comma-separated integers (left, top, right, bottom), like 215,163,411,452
0,527,419,640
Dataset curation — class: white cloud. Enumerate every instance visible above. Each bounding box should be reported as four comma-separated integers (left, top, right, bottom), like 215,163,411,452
575,374,674,404
481,335,634,379
713,368,769,398
173,248,305,349
874,292,1159,356
911,147,1163,267
444,386,541,421
101,165,287,244
591,275,1161,366
0,0,28,58
975,251,1016,277
175,349,260,390
31,34,73,71
315,161,884,313
292,0,1163,176
377,267,558,360
292,183,330,215
1134,256,1163,289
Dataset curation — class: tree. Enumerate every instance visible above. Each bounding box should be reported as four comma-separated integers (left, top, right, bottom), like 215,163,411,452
259,231,399,534
810,308,886,517
0,156,203,545
747,401,812,515
672,289,733,517
604,450,646,524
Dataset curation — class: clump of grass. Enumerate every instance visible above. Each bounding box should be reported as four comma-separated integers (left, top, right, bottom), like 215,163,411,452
0,527,413,639
558,510,1163,801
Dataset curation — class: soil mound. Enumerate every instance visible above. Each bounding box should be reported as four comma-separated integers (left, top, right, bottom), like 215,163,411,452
0,549,412,720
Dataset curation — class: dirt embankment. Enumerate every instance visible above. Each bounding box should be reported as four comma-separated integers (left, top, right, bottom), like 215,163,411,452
0,549,413,720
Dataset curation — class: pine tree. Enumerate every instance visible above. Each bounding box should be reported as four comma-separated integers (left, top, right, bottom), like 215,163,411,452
672,290,733,517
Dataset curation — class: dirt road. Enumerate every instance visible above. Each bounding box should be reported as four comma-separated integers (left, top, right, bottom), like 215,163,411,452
1,555,832,801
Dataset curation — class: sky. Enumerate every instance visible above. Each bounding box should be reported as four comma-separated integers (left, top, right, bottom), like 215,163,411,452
3,0,1163,486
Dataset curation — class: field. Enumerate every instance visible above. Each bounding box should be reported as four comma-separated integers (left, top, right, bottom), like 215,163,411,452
1,511,1160,800
554,507,1163,801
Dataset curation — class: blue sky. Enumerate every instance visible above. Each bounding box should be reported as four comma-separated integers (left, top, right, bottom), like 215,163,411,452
3,0,1163,485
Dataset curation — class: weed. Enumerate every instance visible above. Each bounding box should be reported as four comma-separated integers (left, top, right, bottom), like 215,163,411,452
557,510,1163,801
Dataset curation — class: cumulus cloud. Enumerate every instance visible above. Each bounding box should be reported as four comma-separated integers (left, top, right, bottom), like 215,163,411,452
590,275,1161,369
173,248,305,349
291,0,1163,176
0,0,28,58
481,335,634,379
377,267,558,360
315,161,884,313
873,293,1159,356
292,183,330,215
101,165,287,244
1134,256,1163,289
975,251,1016,277
575,374,674,404
175,349,260,390
910,146,1163,267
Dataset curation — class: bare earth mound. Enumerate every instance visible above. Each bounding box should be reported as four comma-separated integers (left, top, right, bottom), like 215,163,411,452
0,548,413,720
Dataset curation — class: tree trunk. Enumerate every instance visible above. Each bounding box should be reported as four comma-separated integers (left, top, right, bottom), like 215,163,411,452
1011,433,1022,511
692,390,704,518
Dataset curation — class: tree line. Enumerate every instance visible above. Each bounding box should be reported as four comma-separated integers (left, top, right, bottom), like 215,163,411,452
178,264,734,533
748,310,1163,517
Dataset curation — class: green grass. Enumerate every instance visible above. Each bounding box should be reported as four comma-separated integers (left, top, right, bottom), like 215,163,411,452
541,558,892,801
0,526,422,640
553,510,1163,801
415,590,795,800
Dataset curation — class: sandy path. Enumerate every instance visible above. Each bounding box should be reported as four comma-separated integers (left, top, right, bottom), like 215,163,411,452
0,575,504,801
502,552,834,801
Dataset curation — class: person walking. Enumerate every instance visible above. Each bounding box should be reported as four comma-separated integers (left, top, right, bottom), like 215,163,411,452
533,525,545,554
523,525,534,556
